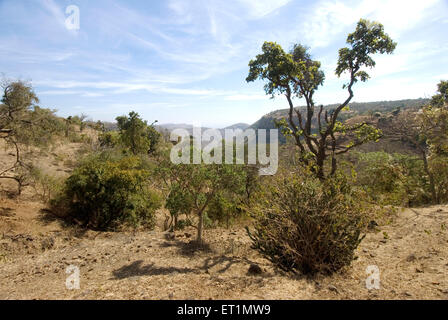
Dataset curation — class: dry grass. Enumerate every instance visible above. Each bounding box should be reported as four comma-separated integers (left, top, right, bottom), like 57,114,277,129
0,197,447,300
1,137,448,300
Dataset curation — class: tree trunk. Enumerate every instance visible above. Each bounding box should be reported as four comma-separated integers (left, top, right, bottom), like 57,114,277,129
197,211,204,243
316,151,326,181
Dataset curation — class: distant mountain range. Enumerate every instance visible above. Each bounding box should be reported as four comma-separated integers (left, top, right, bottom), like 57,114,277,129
156,122,250,138
106,98,429,144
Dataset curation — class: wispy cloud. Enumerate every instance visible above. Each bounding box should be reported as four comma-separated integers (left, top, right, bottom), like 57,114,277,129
300,0,442,48
0,0,446,126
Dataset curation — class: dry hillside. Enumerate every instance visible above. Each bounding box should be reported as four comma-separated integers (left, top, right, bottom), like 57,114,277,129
1,139,447,300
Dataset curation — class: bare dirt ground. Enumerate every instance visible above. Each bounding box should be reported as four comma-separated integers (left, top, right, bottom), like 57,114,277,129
1,196,447,300
1,139,448,300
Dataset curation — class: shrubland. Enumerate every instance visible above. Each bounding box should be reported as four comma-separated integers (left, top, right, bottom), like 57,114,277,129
0,19,447,279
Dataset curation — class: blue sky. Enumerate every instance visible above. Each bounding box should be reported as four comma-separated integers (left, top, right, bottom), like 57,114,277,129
1,0,447,127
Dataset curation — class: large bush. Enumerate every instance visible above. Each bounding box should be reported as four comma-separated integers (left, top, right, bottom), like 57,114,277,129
55,155,161,230
247,171,368,275
355,152,436,206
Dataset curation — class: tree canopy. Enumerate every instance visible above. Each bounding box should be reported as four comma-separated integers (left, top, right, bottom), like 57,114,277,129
247,19,396,179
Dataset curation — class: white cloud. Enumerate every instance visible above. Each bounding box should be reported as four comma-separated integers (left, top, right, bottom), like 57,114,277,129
237,0,292,18
301,0,441,48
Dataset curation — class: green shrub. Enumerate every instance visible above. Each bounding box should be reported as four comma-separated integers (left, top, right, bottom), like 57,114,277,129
355,152,432,206
431,156,448,203
207,191,246,228
98,131,120,149
54,155,161,230
247,171,368,275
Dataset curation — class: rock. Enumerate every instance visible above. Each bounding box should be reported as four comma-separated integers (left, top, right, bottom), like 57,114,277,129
368,220,379,230
328,285,339,294
406,254,417,262
415,267,424,273
248,263,263,275
165,232,175,240
404,292,412,297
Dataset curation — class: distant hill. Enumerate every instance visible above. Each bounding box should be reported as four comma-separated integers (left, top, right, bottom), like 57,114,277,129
224,123,250,130
156,122,251,139
250,98,429,143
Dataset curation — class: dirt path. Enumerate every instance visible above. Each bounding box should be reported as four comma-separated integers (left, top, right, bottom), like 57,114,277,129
1,198,448,300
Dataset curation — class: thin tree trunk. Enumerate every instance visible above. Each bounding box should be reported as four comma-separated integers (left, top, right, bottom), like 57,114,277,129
197,211,204,243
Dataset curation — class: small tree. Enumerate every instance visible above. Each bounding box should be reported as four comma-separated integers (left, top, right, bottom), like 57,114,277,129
0,80,63,193
161,160,247,243
116,111,160,155
78,113,88,132
430,80,448,108
385,81,448,203
246,19,396,179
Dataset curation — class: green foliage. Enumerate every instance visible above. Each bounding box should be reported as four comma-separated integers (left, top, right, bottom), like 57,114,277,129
430,156,448,202
0,80,65,193
158,151,251,240
247,19,396,179
421,103,448,156
355,152,432,206
247,170,367,274
430,80,448,107
207,191,244,228
336,19,397,82
55,155,161,230
0,81,64,147
98,131,120,148
246,42,324,97
116,111,160,155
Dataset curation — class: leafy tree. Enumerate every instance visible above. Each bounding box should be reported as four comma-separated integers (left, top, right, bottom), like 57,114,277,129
385,82,448,203
116,111,160,155
430,80,448,107
160,157,247,242
69,114,88,132
246,19,396,179
0,79,64,193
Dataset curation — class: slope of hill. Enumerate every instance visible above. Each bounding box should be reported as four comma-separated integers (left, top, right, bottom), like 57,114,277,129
251,98,429,143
